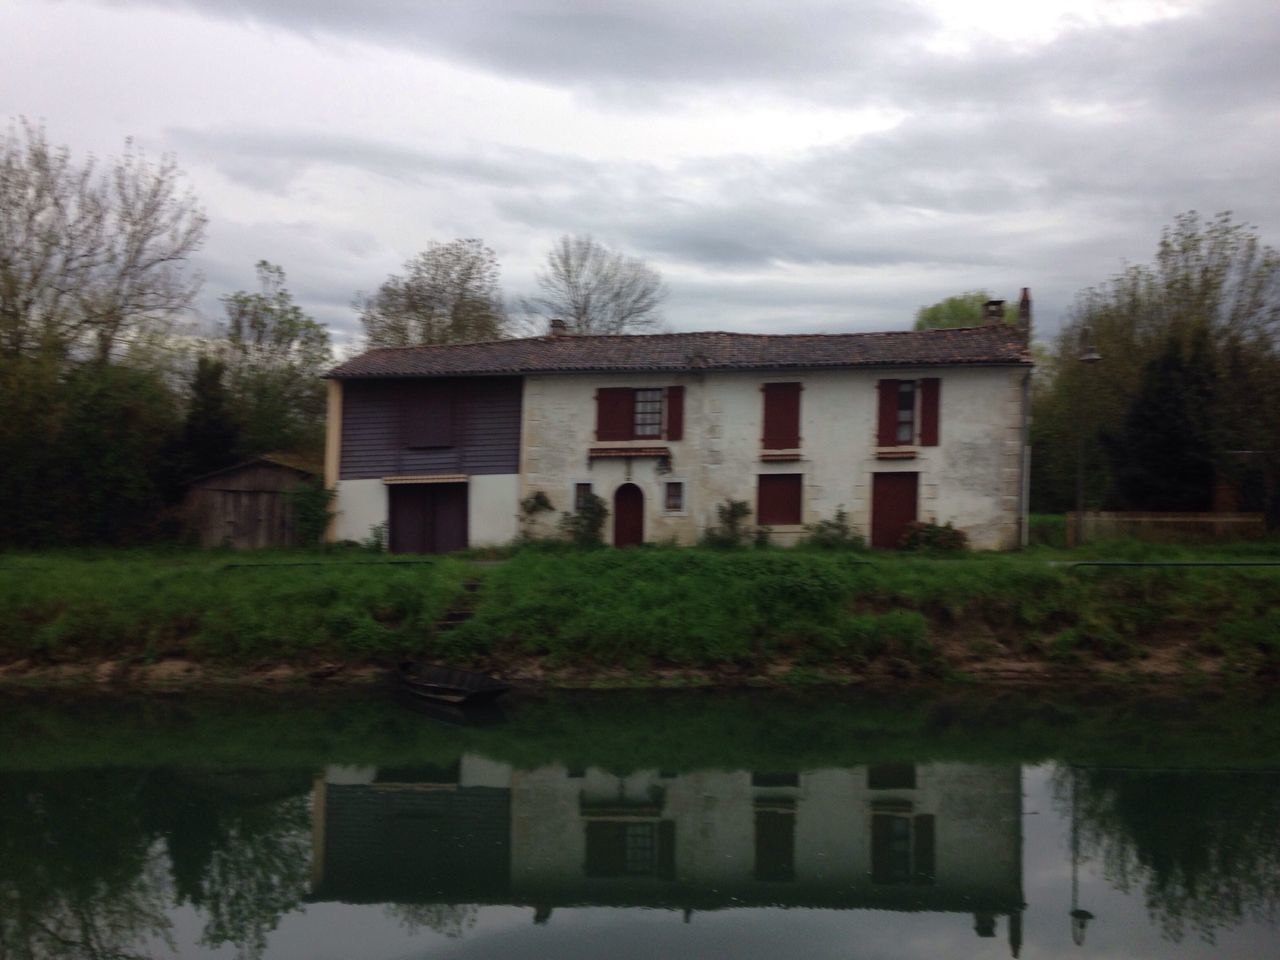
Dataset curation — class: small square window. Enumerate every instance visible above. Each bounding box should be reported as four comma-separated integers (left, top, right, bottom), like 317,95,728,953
665,481,684,513
574,483,592,511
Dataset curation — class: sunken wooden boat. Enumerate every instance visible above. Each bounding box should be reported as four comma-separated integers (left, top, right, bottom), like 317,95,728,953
397,661,512,705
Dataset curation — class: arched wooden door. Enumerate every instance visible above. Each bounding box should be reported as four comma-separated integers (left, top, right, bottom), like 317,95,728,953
613,483,644,547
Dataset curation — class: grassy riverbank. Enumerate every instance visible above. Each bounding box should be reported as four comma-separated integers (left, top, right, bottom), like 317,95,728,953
1,542,1278,687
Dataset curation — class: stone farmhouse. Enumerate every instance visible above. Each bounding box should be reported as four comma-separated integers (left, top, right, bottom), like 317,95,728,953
324,297,1033,552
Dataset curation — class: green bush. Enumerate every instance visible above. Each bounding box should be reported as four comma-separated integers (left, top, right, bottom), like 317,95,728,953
803,507,867,550
702,499,753,548
900,520,969,552
558,492,609,547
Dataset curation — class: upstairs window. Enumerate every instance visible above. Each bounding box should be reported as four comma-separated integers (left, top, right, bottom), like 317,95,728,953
596,386,684,441
633,389,664,437
761,382,802,449
402,381,455,448
877,378,940,447
896,381,916,443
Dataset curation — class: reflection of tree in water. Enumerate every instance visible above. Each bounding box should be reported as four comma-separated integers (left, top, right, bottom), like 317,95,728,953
0,768,312,960
143,770,312,960
1055,766,1280,942
385,902,480,939
0,771,174,960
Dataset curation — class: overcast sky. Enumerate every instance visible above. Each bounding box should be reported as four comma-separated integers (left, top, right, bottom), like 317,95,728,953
5,0,1279,347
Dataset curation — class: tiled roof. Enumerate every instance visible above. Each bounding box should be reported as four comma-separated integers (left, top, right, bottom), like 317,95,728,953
327,326,1032,379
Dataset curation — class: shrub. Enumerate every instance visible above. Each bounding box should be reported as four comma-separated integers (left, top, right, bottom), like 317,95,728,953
900,520,969,552
803,507,867,550
703,499,752,548
285,481,335,547
558,492,609,547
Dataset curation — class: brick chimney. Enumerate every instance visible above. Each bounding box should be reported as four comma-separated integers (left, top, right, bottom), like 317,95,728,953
548,318,567,336
983,299,1006,324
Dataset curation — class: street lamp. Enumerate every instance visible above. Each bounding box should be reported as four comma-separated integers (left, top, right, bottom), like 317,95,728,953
1074,328,1102,545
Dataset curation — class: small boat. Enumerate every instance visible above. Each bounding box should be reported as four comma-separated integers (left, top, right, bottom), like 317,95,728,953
397,661,511,705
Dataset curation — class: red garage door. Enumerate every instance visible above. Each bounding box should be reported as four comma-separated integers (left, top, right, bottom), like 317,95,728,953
389,483,468,554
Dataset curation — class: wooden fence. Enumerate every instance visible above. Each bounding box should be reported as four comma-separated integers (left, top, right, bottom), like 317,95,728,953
1067,511,1267,546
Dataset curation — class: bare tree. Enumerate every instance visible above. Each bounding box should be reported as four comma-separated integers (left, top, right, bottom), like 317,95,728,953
357,239,507,347
0,119,206,363
524,234,667,335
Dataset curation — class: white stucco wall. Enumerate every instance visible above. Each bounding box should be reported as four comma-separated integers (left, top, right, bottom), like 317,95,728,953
332,478,386,543
469,473,520,545
520,367,1028,549
332,474,519,546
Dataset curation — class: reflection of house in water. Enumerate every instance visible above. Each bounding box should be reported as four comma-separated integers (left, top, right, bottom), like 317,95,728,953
310,758,1024,955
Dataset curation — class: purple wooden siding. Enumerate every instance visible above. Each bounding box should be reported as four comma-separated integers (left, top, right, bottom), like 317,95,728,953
340,376,522,480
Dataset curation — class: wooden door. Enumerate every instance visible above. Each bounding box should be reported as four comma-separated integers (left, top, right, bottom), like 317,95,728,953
613,483,644,547
389,483,469,554
871,472,918,549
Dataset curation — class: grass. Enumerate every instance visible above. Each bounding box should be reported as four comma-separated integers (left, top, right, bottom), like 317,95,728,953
0,548,469,664
1,540,1279,680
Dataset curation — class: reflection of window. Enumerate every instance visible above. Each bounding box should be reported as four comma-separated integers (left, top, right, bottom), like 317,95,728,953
754,809,796,881
584,821,676,879
871,814,935,885
868,764,916,790
752,772,799,787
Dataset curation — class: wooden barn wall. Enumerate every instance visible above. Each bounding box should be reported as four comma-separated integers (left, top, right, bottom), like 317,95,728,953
185,465,313,548
339,376,522,480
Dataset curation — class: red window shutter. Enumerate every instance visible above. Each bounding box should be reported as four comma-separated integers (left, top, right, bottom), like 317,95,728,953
403,381,455,448
920,378,940,446
596,388,634,441
876,379,900,447
762,382,801,449
757,473,803,525
665,385,684,440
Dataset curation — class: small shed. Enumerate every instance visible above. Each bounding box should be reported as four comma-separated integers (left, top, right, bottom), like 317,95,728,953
184,454,321,549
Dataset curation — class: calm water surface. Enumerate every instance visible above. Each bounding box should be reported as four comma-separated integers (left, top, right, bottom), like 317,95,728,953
2,690,1278,959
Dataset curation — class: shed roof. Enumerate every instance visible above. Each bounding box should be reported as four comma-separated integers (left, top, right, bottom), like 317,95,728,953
187,453,321,487
327,326,1032,379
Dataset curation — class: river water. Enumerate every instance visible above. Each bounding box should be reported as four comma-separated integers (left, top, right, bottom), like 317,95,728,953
1,689,1277,959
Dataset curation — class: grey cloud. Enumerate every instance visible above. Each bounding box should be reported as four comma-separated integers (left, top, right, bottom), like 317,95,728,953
167,127,601,194
99,0,928,95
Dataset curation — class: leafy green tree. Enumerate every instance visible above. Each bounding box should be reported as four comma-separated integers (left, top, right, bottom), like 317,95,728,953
913,290,1015,330
1103,329,1217,510
181,356,240,480
220,261,331,458
358,239,507,346
523,234,667,334
1031,212,1280,518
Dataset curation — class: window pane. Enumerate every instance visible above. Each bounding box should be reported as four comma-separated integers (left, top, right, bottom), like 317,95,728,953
897,381,915,443
634,388,663,437
575,483,592,511
665,482,684,512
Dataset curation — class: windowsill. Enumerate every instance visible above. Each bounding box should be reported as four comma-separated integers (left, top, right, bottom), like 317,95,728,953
875,448,918,460
760,451,803,462
588,446,672,459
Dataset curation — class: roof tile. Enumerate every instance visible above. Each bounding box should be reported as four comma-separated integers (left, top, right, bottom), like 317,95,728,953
327,326,1032,379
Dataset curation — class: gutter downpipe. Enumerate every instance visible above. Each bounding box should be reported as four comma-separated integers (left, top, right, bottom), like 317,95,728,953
1019,371,1032,548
